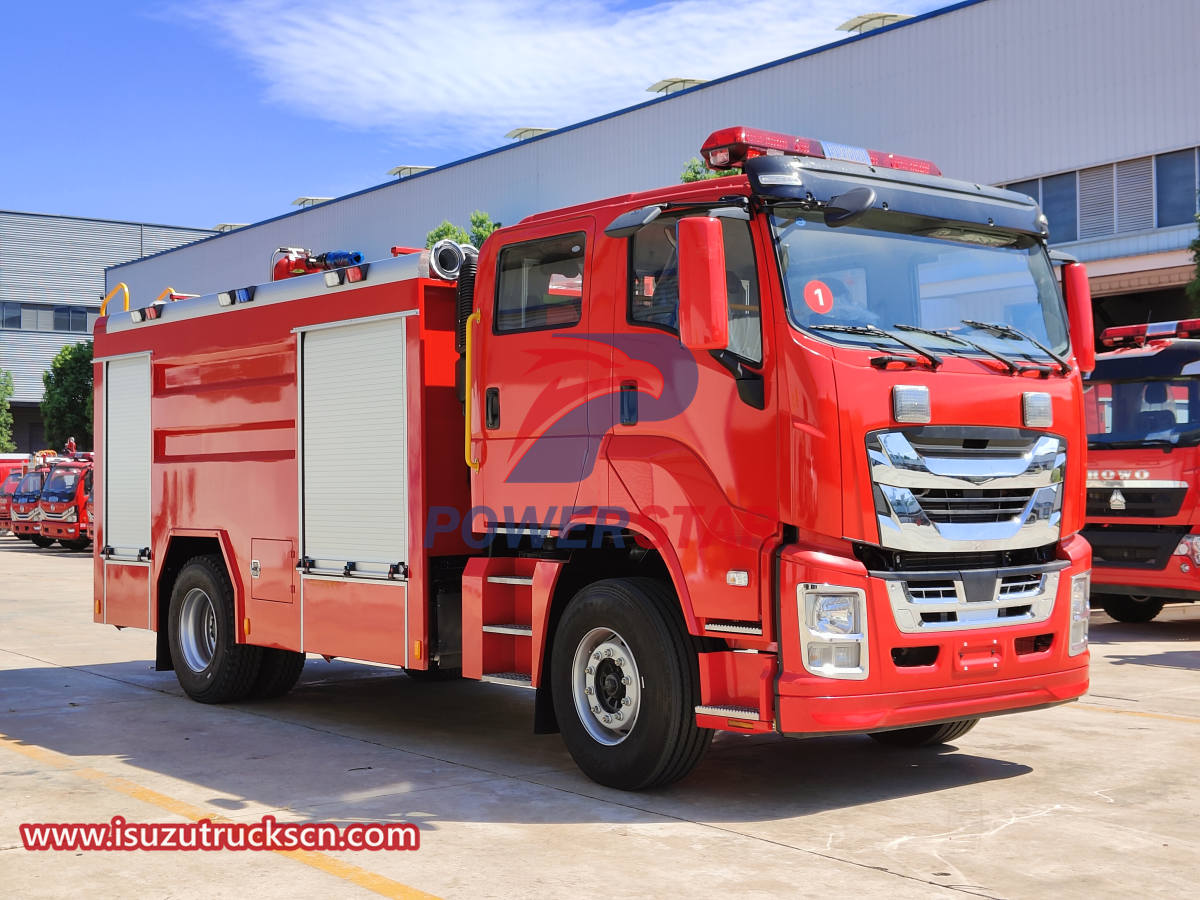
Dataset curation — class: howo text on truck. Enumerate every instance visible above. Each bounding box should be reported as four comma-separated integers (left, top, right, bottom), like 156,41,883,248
93,127,1096,789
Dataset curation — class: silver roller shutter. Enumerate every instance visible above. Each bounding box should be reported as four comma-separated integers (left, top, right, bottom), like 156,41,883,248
104,355,152,555
301,316,408,573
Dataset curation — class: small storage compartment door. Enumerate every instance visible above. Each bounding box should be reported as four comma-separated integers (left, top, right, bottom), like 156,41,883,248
102,354,152,628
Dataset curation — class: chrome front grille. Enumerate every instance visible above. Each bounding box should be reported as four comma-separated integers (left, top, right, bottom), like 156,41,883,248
881,564,1063,633
868,427,1065,553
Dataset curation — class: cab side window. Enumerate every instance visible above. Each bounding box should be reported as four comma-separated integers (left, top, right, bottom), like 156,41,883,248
495,232,586,333
629,215,762,363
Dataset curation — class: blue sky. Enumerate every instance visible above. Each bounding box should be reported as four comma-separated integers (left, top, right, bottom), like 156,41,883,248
4,0,945,230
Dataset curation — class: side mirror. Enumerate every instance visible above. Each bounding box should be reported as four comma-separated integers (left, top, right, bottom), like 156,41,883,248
676,217,729,351
1062,262,1095,375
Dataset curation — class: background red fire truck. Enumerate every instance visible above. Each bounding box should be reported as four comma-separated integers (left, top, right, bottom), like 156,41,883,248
38,458,93,550
1084,319,1200,622
93,127,1095,789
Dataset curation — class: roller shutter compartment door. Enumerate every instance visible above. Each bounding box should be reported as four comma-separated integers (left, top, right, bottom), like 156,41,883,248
104,356,151,556
302,317,408,574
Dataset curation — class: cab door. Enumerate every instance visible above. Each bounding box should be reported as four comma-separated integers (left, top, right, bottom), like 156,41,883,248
472,219,597,532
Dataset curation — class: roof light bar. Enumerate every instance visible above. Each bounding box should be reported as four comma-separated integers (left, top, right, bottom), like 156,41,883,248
1100,319,1200,348
700,126,941,176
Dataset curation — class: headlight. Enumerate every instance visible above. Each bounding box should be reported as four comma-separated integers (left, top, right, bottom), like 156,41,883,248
1069,571,1090,657
799,585,868,679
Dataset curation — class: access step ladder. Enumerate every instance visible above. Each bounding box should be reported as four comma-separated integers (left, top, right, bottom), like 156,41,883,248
462,557,564,688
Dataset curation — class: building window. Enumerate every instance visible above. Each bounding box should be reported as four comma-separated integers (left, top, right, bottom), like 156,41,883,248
0,302,99,332
1156,149,1199,228
1041,172,1078,244
1008,180,1039,204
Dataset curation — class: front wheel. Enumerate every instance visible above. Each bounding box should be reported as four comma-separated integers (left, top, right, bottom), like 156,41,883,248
31,535,54,548
168,555,262,703
550,578,711,791
1099,594,1164,623
869,718,979,747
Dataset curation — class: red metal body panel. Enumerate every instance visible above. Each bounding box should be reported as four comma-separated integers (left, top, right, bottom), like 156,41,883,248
102,563,151,628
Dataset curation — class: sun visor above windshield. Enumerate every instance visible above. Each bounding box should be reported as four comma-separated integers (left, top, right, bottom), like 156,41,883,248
745,156,1047,240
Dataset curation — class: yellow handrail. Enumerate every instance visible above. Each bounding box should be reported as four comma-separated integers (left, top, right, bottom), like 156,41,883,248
100,283,129,317
464,310,482,471
154,287,199,302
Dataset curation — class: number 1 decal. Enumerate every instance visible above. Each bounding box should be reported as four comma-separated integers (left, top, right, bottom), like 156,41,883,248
804,279,834,314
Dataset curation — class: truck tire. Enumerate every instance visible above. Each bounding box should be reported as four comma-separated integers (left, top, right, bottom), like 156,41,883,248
869,718,979,747
550,578,712,790
250,648,306,699
62,538,91,551
1099,594,1164,623
168,555,262,703
31,535,54,548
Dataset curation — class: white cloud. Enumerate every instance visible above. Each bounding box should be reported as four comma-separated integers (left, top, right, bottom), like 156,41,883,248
176,0,941,150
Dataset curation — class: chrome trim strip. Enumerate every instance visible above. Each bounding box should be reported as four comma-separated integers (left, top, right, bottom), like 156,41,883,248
877,565,1060,634
695,705,760,719
1086,479,1188,489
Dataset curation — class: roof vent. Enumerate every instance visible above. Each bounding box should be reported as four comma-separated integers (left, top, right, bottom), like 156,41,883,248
836,12,912,34
646,77,707,95
292,197,332,208
388,165,433,179
504,127,552,141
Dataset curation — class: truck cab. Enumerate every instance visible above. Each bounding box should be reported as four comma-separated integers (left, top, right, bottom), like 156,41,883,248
1083,320,1200,621
0,471,24,535
38,461,94,550
10,466,53,546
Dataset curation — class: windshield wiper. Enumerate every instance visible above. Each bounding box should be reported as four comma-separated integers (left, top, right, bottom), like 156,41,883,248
960,320,1071,375
893,324,1052,376
1090,438,1176,450
810,323,943,369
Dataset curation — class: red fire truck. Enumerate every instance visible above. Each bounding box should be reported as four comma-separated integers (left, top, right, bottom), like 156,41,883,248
94,127,1096,789
38,459,93,550
9,462,56,547
0,470,25,535
1083,320,1200,621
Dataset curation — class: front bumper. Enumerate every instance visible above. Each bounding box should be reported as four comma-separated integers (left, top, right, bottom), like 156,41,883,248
40,521,82,540
776,534,1090,735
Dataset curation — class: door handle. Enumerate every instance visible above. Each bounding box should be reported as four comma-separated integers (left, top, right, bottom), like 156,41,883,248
485,387,500,429
620,381,638,425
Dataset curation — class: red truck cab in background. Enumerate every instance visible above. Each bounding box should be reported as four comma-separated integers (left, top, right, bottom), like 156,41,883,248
9,464,54,546
93,127,1095,790
1084,319,1200,621
38,460,94,550
0,470,26,535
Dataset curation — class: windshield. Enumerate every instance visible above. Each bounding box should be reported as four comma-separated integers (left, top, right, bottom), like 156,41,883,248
17,472,44,495
771,209,1069,362
44,468,83,496
1085,378,1200,448
2,473,21,496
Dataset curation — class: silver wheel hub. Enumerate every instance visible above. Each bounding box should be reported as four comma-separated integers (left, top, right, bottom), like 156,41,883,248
571,628,642,746
179,588,218,674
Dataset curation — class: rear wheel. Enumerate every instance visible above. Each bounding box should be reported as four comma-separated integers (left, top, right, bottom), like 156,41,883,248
31,535,54,548
550,578,711,791
1099,594,1164,623
249,648,306,699
168,555,262,703
869,718,979,747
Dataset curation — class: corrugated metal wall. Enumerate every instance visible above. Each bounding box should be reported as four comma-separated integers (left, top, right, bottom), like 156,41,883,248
0,211,214,404
108,0,1200,302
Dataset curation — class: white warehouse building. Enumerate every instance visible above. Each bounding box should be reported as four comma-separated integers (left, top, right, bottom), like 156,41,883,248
108,0,1200,328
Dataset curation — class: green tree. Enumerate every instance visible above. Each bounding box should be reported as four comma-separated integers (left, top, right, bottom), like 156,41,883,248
41,341,93,451
469,210,499,248
680,157,726,182
425,220,471,249
0,370,15,453
1187,212,1200,305
426,210,499,250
